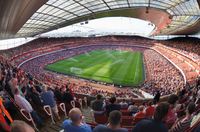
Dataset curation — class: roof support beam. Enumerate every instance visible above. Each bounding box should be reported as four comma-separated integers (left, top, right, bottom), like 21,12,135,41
45,3,80,17
35,12,68,21
101,0,112,10
72,0,94,14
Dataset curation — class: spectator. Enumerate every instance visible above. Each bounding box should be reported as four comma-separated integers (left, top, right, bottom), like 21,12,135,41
128,102,138,116
106,96,121,116
62,108,92,132
91,94,104,111
134,106,145,121
63,88,74,104
29,87,42,107
41,85,60,120
119,99,128,109
154,91,160,103
0,111,10,132
170,102,195,132
14,89,43,127
132,102,169,132
0,96,13,124
54,87,63,102
145,102,155,118
166,94,178,128
11,120,35,132
93,110,128,132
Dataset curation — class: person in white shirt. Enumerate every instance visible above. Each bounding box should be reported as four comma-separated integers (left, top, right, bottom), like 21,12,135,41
14,88,43,127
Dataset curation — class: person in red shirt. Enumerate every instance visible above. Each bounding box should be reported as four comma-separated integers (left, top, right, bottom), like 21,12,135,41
165,94,178,129
134,105,145,124
145,102,155,118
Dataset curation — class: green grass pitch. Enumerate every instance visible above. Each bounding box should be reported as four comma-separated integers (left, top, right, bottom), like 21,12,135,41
45,50,145,87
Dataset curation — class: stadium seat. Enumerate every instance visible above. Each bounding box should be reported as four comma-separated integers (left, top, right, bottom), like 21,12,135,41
59,103,67,117
121,110,130,116
121,116,134,126
43,105,55,124
92,111,108,124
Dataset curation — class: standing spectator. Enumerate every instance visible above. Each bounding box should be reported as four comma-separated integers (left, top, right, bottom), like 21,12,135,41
93,110,128,132
14,89,43,127
41,86,60,120
63,88,74,104
91,94,104,111
132,102,169,132
170,102,195,132
0,96,13,124
106,96,121,116
62,108,92,132
54,87,63,102
154,91,160,103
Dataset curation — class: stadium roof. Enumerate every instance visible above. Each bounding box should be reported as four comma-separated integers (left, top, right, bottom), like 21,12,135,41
0,0,200,39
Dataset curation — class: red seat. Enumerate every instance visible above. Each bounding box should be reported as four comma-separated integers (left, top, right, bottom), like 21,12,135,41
121,116,134,126
94,112,108,124
121,110,130,116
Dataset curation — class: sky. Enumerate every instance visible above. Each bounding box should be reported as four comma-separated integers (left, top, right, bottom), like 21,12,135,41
40,17,156,37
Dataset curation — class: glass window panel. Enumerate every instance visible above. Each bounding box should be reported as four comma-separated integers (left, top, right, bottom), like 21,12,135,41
42,6,56,14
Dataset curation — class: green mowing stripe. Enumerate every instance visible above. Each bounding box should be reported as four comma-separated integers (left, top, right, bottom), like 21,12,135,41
133,52,144,84
45,50,145,87
47,50,103,68
47,50,108,73
122,52,138,85
111,52,133,84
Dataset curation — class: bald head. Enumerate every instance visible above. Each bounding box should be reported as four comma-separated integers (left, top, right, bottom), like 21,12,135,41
11,120,35,132
69,108,82,123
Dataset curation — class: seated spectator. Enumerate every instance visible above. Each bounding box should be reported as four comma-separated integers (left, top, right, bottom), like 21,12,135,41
14,89,43,127
63,88,74,104
41,85,60,120
166,94,178,128
119,99,128,109
11,120,35,132
170,102,195,132
134,105,145,119
128,102,138,116
132,102,169,132
62,108,92,132
145,102,155,118
93,110,128,132
91,94,104,111
106,96,121,116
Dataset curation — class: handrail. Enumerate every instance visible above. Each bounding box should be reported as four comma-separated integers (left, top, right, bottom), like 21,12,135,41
20,109,38,131
43,105,55,124
59,103,67,117
70,100,75,108
78,99,83,109
83,97,87,108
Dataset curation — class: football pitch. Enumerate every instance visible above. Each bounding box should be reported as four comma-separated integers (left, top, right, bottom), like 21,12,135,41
45,50,145,86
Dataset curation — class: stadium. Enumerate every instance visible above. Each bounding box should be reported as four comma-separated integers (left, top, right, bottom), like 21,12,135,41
0,0,200,132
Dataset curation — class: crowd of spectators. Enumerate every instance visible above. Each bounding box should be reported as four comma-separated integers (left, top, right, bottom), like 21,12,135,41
0,36,200,131
161,37,200,64
142,50,185,95
17,44,185,97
